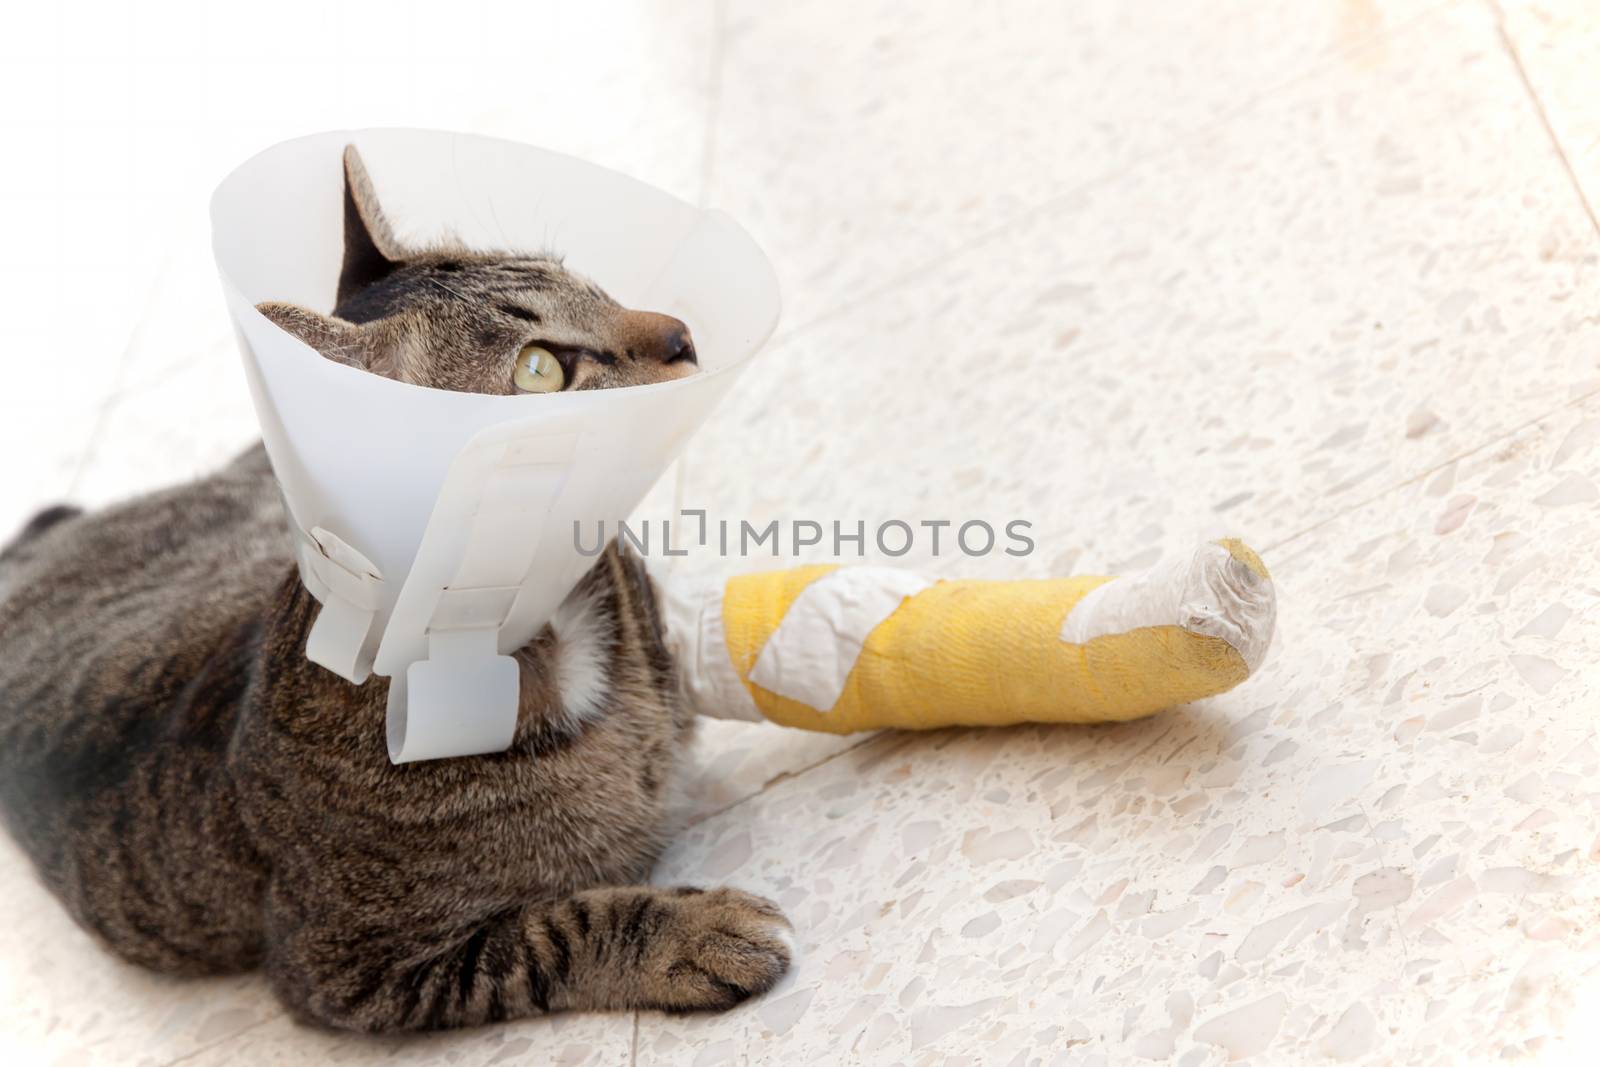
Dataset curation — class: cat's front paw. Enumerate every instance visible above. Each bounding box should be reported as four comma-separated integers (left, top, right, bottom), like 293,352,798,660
651,887,794,1013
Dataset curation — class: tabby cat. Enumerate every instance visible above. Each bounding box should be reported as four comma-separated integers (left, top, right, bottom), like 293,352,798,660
0,148,792,1032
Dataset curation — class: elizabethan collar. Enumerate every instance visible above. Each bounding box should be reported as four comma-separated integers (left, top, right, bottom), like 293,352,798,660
211,129,780,763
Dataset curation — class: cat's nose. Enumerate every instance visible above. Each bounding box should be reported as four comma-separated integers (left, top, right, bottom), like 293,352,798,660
624,311,697,367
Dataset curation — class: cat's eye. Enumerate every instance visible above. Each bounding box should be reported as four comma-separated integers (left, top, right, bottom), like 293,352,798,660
513,345,565,393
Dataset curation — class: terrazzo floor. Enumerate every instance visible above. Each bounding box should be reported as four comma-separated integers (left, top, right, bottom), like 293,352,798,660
4,0,1600,1064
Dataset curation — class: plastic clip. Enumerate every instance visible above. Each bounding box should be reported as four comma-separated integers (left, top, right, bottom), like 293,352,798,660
299,525,385,684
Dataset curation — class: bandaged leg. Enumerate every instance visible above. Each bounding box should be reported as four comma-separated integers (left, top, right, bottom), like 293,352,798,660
650,540,1275,733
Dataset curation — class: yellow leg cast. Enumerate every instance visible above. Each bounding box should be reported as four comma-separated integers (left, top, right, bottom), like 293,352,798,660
653,541,1275,734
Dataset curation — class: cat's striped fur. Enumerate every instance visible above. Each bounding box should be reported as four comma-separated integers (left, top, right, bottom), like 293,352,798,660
0,148,791,1033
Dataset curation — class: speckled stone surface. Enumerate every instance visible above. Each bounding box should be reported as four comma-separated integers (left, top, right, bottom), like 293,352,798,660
708,0,1444,330
5,0,1600,1064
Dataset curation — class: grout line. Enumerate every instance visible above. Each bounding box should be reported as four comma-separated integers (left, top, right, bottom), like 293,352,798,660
1263,384,1600,558
756,0,1464,350
685,732,884,829
65,248,176,498
152,1009,284,1067
630,1009,642,1066
64,346,218,448
1488,0,1600,240
697,0,729,211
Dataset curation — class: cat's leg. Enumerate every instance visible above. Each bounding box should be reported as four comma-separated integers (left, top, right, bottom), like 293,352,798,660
649,540,1275,732
264,883,792,1032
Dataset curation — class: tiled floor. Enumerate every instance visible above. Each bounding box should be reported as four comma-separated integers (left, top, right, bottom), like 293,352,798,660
4,0,1600,1063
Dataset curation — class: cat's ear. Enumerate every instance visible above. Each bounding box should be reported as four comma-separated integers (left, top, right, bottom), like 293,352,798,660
256,301,374,369
337,144,406,307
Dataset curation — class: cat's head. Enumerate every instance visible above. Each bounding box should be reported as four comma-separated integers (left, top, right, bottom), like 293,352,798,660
256,146,698,395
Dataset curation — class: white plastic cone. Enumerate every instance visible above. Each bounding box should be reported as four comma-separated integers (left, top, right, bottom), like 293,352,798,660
211,129,780,763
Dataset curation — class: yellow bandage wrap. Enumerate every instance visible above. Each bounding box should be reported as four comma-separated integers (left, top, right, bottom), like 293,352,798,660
719,567,1253,734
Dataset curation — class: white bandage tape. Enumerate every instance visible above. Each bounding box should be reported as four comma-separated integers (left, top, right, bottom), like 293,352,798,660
747,567,933,713
1059,542,1275,671
648,562,764,723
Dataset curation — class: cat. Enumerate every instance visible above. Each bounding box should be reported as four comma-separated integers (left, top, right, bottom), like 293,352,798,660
0,147,792,1033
